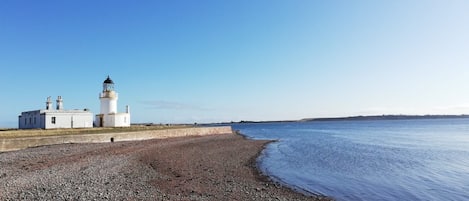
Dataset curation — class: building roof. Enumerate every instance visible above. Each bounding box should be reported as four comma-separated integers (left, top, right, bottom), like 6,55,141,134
20,109,93,115
104,76,114,84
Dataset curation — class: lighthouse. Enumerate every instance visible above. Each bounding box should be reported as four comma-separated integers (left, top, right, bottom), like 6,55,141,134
95,76,130,127
100,76,117,114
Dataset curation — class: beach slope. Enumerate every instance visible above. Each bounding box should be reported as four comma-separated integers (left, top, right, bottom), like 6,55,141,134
0,133,330,200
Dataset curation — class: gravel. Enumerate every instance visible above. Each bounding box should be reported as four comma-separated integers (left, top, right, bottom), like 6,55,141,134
0,133,332,200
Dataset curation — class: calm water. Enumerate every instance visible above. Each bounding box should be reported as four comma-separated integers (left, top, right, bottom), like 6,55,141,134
233,118,469,201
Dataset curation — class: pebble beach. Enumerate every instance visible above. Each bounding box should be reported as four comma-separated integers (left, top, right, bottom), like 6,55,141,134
0,133,330,200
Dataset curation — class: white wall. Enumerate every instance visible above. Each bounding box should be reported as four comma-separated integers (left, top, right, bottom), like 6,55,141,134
97,113,130,127
100,92,118,114
44,112,93,129
113,113,130,127
20,110,93,129
71,114,94,128
100,98,117,114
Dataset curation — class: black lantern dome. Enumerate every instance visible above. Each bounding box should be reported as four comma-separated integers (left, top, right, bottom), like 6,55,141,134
103,76,115,92
104,76,114,84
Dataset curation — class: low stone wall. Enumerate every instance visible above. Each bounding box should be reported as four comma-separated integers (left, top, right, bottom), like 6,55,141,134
0,126,232,152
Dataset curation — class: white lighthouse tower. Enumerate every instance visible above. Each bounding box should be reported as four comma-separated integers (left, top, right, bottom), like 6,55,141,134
100,76,117,115
95,76,130,127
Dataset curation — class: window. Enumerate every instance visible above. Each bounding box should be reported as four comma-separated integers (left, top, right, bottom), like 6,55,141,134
34,117,36,124
51,117,56,124
25,118,27,125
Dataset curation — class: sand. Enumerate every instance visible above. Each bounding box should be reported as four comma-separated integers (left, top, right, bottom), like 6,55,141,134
0,133,331,200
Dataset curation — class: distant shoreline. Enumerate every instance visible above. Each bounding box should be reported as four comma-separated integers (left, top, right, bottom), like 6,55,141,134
226,114,469,124
302,114,469,122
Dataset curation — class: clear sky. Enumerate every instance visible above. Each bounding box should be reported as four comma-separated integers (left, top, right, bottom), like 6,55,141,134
1,0,469,127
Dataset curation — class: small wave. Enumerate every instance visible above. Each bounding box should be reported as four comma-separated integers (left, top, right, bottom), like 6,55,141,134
235,119,469,201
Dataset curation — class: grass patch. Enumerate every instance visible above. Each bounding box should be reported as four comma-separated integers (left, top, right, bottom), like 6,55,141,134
0,125,194,139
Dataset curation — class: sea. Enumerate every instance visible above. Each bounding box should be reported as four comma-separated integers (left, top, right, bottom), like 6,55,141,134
232,118,469,201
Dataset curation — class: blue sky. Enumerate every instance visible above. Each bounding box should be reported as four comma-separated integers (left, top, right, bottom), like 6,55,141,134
1,0,469,127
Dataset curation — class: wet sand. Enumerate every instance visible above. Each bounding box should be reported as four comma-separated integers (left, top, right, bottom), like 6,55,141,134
0,133,331,200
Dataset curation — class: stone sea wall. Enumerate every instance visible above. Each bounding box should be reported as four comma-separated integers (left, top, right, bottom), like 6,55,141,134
0,126,232,152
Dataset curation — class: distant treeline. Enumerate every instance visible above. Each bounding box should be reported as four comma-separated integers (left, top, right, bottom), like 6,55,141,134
302,115,469,122
215,115,469,125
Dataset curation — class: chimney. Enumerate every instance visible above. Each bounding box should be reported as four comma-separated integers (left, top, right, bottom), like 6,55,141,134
46,96,52,110
56,96,63,110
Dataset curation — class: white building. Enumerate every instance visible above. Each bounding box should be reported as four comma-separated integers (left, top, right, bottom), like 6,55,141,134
18,96,93,129
94,76,130,127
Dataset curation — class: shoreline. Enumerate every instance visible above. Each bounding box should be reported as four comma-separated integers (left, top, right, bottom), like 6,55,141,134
237,131,329,199
0,132,331,200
